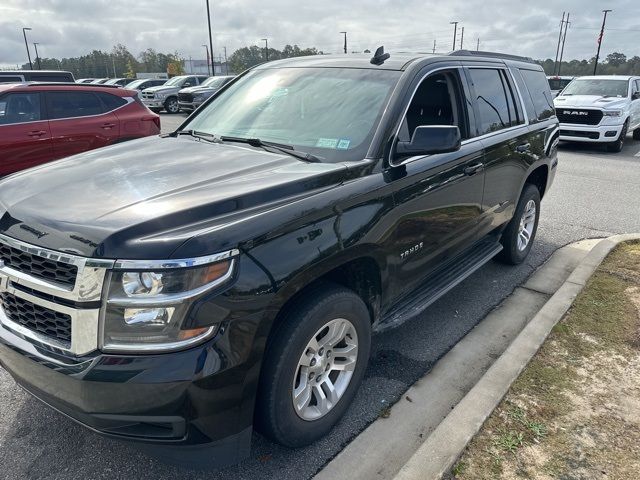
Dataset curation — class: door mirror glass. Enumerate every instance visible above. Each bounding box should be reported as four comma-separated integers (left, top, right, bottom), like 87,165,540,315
393,125,461,163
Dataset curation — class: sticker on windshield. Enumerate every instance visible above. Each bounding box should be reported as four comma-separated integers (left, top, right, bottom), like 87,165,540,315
316,138,339,149
337,139,351,150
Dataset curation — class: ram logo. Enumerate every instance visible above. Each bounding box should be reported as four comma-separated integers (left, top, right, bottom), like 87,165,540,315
563,110,589,116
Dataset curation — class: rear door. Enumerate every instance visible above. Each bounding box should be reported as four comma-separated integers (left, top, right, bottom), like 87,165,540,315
464,66,532,233
45,90,119,158
0,91,53,176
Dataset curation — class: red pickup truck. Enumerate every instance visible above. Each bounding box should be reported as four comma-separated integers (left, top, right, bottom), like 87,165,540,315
0,83,160,177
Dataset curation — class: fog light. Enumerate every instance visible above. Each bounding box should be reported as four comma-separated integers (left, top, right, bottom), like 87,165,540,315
604,131,617,137
124,307,174,326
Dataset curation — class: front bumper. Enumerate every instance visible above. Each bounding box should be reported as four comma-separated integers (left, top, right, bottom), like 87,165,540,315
178,101,203,111
558,121,625,143
0,319,253,464
141,99,166,108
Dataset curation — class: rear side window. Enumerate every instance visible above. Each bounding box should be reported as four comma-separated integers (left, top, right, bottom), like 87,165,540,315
467,68,520,135
0,93,41,125
0,76,24,83
46,91,104,119
520,69,554,121
97,92,127,111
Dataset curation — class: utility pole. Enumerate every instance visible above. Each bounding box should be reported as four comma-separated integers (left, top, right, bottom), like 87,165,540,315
262,38,269,61
432,39,436,54
112,55,116,77
476,37,480,51
205,0,215,76
340,32,347,54
558,12,570,75
594,9,612,75
202,45,211,75
223,46,228,74
22,27,33,69
189,56,193,74
33,42,41,69
450,22,459,50
460,27,464,49
554,12,566,75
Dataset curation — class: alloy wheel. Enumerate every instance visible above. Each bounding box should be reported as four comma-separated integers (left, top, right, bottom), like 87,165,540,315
517,199,536,251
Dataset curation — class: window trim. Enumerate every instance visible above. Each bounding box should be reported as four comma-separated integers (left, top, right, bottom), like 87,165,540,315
43,91,133,122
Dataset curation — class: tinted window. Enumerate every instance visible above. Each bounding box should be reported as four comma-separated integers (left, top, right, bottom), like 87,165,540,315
0,76,24,83
512,69,538,124
97,92,127,111
152,80,166,86
468,68,514,135
185,77,197,86
26,72,74,82
0,93,41,125
46,91,104,119
520,69,554,121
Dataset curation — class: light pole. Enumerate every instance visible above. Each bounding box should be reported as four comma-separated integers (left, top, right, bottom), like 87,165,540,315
594,9,612,75
202,44,211,75
450,22,459,51
262,38,269,61
22,27,33,69
340,31,347,54
205,0,215,76
33,42,41,69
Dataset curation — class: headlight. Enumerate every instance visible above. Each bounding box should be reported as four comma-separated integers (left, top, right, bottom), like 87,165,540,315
603,110,623,117
101,256,236,353
155,92,166,99
193,94,204,101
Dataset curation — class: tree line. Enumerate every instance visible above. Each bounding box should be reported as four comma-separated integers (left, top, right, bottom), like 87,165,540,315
15,43,323,78
538,52,640,76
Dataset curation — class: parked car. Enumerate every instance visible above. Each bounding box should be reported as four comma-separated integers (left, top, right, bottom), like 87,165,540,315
140,75,209,113
0,50,557,467
76,78,96,84
554,75,640,152
547,75,575,98
124,78,167,91
103,78,135,87
90,78,110,84
0,70,74,83
178,75,235,112
0,83,160,177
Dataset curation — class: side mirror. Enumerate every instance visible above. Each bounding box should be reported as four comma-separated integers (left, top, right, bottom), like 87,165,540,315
393,125,461,163
183,82,192,87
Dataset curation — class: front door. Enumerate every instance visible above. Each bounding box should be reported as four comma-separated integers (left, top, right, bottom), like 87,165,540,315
388,68,485,299
0,91,53,176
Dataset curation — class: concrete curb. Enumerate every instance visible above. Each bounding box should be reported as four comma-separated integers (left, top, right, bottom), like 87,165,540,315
393,234,640,480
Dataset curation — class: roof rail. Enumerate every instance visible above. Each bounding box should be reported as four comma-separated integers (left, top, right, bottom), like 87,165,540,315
25,82,122,88
449,50,537,64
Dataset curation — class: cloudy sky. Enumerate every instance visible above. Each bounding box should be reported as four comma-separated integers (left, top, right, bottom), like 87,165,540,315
1,0,639,67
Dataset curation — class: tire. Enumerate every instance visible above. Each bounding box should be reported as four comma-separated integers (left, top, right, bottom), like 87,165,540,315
164,97,180,114
606,121,628,153
149,108,162,113
255,284,371,447
633,128,640,141
497,184,541,265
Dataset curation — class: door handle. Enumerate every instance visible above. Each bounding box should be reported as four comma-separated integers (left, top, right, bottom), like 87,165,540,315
464,163,484,176
28,130,47,137
516,143,531,153
101,123,116,129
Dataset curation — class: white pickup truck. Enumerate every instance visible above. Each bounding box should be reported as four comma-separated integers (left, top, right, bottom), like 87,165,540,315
554,75,640,152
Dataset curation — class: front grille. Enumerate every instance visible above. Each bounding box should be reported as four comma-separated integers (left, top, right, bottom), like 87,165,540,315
556,108,603,126
142,91,155,99
0,243,77,287
560,129,600,139
0,292,71,344
178,92,193,102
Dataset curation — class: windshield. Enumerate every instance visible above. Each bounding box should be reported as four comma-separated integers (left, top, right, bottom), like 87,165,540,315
125,79,145,88
562,78,629,97
548,78,572,91
184,67,401,162
201,77,229,88
164,76,185,86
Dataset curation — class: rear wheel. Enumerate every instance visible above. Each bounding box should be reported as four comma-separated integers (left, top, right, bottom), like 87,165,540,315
256,284,371,447
633,127,640,141
164,97,180,114
606,121,628,153
497,184,541,265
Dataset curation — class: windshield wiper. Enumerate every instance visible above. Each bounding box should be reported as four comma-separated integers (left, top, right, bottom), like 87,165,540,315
219,136,321,163
173,129,218,142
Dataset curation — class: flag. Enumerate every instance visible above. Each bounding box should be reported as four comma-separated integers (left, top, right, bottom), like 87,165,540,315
597,31,603,46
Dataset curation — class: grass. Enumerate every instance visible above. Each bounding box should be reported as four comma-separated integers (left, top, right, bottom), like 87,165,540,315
450,241,640,479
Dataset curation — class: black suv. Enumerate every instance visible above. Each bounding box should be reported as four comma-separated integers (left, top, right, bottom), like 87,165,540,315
0,50,557,466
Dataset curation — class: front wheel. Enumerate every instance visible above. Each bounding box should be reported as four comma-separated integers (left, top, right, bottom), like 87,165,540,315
164,97,180,114
606,121,628,153
633,127,640,141
497,184,541,265
256,284,371,447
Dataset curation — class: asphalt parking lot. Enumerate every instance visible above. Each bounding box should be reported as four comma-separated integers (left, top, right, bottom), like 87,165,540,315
2,124,640,480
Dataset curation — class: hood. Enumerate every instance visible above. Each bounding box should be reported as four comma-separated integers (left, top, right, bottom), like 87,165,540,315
179,86,212,94
0,136,348,259
554,95,628,109
143,85,180,94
